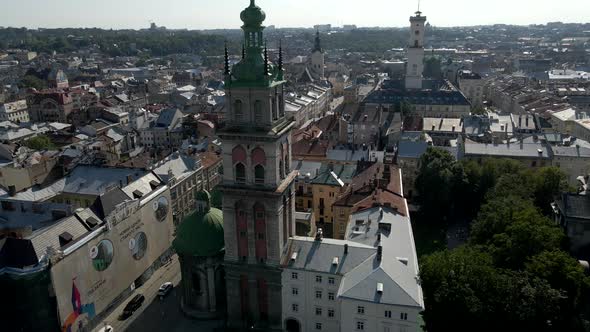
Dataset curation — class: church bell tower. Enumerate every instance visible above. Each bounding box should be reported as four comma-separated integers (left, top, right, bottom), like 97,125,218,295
219,1,296,330
311,30,325,79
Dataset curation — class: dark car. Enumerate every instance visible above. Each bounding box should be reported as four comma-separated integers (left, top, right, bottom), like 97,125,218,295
119,294,145,320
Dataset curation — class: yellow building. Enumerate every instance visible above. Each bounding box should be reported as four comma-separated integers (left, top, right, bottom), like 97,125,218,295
309,163,356,238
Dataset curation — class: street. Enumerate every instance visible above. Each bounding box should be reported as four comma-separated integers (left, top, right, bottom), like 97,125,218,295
92,255,224,332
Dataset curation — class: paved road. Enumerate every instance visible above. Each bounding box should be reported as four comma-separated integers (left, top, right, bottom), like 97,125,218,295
93,254,224,332
92,256,182,332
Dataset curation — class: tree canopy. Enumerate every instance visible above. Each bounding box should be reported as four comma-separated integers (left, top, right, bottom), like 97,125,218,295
417,150,588,331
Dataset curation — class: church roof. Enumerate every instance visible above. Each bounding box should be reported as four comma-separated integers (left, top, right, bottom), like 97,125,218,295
364,79,470,106
173,207,224,257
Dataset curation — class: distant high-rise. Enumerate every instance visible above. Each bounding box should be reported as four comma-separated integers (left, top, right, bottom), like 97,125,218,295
405,10,427,90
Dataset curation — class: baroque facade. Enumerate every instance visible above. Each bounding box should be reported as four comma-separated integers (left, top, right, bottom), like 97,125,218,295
219,1,296,330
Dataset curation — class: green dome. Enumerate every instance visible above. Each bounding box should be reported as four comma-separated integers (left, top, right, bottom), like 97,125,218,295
240,0,266,28
173,208,224,257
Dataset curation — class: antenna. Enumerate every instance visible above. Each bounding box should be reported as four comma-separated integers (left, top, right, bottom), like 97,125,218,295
418,0,421,11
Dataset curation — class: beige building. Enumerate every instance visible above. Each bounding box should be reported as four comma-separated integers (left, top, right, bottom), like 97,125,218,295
0,100,30,123
457,70,485,108
309,164,356,238
552,145,590,186
153,152,205,226
0,172,175,332
0,150,60,192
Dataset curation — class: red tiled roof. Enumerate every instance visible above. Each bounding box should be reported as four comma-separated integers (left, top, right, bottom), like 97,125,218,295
291,138,329,158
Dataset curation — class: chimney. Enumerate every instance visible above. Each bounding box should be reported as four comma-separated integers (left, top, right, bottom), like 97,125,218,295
344,243,349,255
8,185,16,197
537,148,543,157
377,245,383,261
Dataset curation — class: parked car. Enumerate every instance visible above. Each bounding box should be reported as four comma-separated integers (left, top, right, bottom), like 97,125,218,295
158,282,174,299
120,294,145,319
98,324,114,332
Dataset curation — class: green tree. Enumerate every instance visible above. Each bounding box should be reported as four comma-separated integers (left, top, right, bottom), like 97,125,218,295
18,75,46,90
529,167,570,215
420,246,565,332
415,147,455,221
423,56,442,79
23,135,55,150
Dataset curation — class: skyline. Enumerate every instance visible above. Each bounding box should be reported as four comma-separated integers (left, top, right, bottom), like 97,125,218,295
0,0,588,30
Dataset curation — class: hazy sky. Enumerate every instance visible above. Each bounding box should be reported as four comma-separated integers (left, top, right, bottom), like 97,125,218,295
0,0,588,30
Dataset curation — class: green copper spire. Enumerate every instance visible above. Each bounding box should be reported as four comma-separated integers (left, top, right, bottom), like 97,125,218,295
263,41,269,76
277,40,284,80
240,0,266,28
313,29,324,53
224,42,230,76
227,1,285,88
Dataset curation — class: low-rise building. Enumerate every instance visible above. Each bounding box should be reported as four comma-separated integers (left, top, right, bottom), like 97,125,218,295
551,145,590,186
554,193,590,254
153,152,204,225
457,70,485,107
461,138,552,169
281,206,423,332
0,100,29,123
139,108,185,149
0,173,174,332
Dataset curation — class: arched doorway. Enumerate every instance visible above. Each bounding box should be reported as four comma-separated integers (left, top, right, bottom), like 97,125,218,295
285,318,300,332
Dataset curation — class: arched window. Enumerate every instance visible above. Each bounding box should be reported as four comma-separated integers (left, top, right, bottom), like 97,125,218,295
254,165,265,184
283,143,290,174
284,155,289,175
279,145,285,179
254,203,267,262
235,163,246,183
254,100,263,123
234,100,243,121
279,94,285,117
236,202,248,260
251,147,266,165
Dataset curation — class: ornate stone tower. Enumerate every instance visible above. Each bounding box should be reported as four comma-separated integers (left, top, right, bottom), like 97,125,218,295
405,10,427,90
219,1,296,330
311,30,325,79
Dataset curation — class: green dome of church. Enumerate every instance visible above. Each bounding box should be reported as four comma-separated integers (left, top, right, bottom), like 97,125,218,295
241,0,266,28
173,191,224,257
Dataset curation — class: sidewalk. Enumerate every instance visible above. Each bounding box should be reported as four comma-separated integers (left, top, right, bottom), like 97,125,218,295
92,255,181,332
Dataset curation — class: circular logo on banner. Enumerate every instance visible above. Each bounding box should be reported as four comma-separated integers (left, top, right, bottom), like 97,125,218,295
128,238,136,251
89,246,98,259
